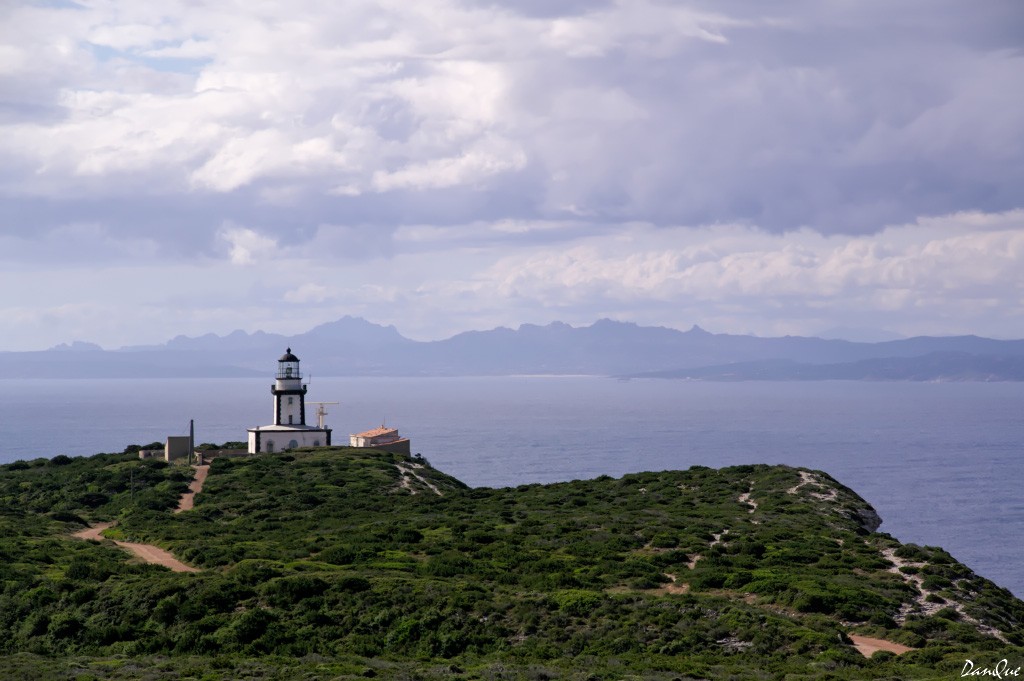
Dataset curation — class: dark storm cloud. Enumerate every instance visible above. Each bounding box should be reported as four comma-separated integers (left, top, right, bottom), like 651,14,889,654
492,0,1024,232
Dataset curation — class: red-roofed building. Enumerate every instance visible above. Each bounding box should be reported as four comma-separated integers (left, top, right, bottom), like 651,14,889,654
350,425,411,455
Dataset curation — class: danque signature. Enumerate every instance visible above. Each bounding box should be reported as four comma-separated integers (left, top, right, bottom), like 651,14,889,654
962,659,1022,678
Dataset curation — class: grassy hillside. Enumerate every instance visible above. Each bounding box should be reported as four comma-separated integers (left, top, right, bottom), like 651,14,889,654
0,448,1020,679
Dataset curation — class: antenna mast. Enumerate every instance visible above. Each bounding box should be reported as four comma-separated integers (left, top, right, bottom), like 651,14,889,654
308,401,339,429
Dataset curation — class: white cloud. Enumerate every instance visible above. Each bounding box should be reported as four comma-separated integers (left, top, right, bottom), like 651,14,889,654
542,3,737,57
284,283,331,303
142,39,217,59
460,210,1024,333
372,136,526,191
190,130,347,192
87,23,182,51
389,60,509,128
219,225,277,265
0,45,28,74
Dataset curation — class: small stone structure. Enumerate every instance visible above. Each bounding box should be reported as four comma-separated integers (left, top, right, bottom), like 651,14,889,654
164,436,192,463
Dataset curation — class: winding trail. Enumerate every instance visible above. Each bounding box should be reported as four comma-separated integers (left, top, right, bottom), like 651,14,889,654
738,489,757,514
174,464,209,513
881,547,1008,643
787,470,838,502
72,521,198,573
395,463,444,496
71,464,207,573
72,522,113,543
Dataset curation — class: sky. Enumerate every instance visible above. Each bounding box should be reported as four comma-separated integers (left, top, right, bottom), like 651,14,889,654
1,0,1023,350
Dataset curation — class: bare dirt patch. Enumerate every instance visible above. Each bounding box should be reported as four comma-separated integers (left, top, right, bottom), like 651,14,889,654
848,634,914,657
658,573,690,595
395,463,444,496
738,490,757,513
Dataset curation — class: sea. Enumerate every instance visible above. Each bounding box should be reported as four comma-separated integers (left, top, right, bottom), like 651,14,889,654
1,376,1021,598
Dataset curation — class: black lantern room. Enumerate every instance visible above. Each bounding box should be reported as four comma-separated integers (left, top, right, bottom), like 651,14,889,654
277,348,301,380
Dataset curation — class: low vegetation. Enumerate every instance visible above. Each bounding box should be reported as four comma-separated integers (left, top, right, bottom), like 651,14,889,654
0,446,1020,679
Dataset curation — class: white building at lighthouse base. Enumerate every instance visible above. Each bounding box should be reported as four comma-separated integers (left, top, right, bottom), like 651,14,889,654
247,424,330,455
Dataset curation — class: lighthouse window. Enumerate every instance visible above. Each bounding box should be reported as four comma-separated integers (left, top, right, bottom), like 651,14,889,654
289,415,293,424
288,397,293,405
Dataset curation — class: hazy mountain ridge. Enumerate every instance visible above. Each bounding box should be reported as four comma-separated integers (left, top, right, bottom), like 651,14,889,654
4,317,1024,379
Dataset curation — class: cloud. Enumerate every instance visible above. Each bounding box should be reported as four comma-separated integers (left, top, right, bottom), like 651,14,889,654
219,225,277,265
0,222,162,264
0,0,1023,348
284,283,331,303
458,210,1024,334
2,0,1018,237
371,136,527,192
142,39,217,60
540,2,738,57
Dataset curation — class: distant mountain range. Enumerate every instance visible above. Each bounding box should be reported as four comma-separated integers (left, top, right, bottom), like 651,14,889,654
2,316,1024,380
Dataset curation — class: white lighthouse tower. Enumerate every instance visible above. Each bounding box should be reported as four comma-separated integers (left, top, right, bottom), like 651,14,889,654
247,348,332,454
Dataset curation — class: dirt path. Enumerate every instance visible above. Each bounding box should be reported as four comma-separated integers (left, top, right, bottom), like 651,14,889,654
848,634,914,657
174,464,209,513
72,522,113,542
881,546,1008,642
73,521,199,573
787,470,838,501
113,539,199,572
787,470,814,494
71,471,207,574
395,463,444,496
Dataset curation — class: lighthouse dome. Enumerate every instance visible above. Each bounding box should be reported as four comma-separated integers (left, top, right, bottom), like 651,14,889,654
277,348,302,380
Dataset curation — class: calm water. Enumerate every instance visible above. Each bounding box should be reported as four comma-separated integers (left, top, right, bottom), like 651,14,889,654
1,377,1021,597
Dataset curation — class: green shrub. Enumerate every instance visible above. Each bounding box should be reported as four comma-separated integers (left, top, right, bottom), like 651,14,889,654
650,532,679,548
320,546,356,565
228,561,282,585
554,590,603,616
425,551,473,577
225,609,276,646
261,576,328,606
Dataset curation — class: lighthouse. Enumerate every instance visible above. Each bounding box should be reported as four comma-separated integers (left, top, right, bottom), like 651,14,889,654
247,349,332,454
273,348,305,427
